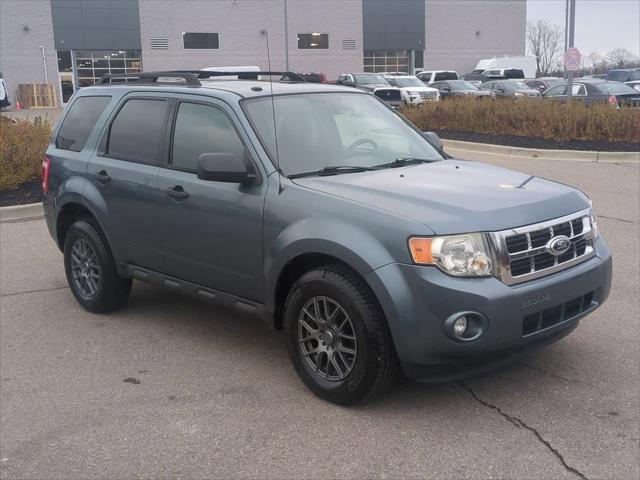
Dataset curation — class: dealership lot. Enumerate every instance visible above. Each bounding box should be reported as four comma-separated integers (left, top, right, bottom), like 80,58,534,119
1,153,638,479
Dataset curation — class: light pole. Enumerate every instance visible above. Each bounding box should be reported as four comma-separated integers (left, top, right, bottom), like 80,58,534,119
284,0,289,72
566,0,576,100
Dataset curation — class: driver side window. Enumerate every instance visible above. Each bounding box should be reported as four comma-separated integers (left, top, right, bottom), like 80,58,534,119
544,84,566,97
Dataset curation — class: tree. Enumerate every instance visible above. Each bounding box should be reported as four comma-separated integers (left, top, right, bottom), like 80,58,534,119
585,51,606,74
527,20,564,76
605,48,639,69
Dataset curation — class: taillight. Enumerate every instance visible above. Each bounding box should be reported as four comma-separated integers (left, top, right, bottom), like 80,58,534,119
42,156,51,193
608,95,618,107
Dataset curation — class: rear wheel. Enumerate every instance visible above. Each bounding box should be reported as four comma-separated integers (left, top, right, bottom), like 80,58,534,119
63,220,131,313
284,265,398,404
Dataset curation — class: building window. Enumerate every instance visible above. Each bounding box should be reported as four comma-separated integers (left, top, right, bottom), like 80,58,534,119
182,32,219,49
74,50,141,88
297,33,328,49
363,50,409,73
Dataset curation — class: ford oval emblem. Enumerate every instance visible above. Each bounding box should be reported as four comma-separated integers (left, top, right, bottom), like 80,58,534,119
548,235,571,256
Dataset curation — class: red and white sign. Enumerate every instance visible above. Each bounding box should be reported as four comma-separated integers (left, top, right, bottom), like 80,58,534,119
564,47,582,72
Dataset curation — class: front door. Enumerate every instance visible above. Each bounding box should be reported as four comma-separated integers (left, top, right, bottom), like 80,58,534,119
156,99,266,302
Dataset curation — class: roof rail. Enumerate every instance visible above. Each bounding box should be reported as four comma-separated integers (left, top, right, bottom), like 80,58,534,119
96,72,201,86
169,70,308,82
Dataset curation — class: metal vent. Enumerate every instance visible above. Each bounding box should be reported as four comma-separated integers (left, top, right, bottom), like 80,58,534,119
149,37,169,49
341,39,356,50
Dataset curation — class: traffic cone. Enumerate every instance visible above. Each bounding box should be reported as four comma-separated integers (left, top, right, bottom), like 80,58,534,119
15,100,21,110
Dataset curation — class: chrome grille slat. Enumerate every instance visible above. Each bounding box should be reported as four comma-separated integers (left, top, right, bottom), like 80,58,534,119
490,208,595,285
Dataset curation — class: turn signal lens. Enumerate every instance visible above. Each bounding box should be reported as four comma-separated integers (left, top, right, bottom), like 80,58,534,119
408,238,433,264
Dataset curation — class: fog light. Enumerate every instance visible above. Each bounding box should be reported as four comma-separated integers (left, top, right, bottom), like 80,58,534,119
453,316,468,337
443,311,488,342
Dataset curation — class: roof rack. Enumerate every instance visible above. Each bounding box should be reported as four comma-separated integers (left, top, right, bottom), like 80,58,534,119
96,72,201,86
96,70,308,86
171,70,308,82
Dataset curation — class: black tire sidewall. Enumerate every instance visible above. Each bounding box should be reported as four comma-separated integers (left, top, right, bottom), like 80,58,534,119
284,269,385,404
63,220,130,313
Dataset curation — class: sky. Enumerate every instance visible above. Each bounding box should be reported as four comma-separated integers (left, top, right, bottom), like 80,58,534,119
526,0,640,57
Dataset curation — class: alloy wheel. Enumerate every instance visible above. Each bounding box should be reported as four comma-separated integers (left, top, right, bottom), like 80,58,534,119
70,238,101,298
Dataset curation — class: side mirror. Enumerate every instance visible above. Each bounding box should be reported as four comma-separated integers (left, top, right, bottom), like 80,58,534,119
197,152,256,185
423,131,443,150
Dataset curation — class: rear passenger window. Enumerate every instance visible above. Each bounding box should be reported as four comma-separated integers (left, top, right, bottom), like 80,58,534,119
171,103,245,172
57,96,111,151
107,98,167,164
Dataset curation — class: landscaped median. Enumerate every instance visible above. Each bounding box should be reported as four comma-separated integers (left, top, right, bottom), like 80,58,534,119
1,116,52,206
402,97,640,152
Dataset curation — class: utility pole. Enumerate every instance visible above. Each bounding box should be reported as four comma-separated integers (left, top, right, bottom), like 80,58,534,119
284,0,289,72
564,0,569,79
566,0,576,100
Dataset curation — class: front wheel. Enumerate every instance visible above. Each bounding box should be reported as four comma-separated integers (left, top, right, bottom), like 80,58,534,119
284,265,398,404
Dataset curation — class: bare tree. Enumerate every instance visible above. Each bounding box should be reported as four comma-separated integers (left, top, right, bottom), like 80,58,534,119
585,51,606,74
527,20,564,76
605,48,639,69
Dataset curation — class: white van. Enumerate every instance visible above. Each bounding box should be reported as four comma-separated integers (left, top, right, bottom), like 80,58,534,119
474,57,537,79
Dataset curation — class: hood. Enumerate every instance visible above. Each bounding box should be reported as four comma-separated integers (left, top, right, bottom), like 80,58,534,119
291,160,589,234
357,84,392,92
514,89,540,96
398,86,438,93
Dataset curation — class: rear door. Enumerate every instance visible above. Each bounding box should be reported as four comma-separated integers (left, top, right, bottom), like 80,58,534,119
156,97,266,302
87,93,169,271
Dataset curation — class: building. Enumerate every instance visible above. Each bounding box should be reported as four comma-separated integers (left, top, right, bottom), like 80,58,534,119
0,0,526,106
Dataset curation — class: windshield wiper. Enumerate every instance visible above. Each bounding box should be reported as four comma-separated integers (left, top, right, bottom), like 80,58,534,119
373,157,436,169
288,165,376,179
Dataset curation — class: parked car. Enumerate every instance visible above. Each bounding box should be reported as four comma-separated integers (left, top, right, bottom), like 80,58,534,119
481,68,526,80
384,75,439,105
524,77,562,93
473,56,537,78
542,79,640,107
416,70,458,85
337,73,402,108
0,73,10,108
44,70,612,405
581,74,606,80
431,80,493,99
605,68,640,84
626,80,640,93
481,79,541,98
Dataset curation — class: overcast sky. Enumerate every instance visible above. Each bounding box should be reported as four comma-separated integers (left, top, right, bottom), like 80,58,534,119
526,0,640,56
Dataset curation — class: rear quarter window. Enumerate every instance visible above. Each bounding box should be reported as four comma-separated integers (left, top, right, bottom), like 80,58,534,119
56,96,111,152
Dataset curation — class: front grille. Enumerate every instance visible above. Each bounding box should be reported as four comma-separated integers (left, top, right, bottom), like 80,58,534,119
522,291,596,336
373,88,401,101
491,209,596,285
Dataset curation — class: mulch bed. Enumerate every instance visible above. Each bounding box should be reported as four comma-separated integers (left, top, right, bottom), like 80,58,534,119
434,129,640,152
0,180,43,207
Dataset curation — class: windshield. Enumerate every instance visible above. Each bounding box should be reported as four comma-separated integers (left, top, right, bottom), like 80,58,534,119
597,82,638,95
353,73,388,85
449,80,479,90
503,81,529,91
243,93,444,177
392,77,424,87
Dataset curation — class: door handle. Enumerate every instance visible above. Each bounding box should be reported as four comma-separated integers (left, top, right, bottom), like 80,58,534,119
166,185,189,200
95,170,111,183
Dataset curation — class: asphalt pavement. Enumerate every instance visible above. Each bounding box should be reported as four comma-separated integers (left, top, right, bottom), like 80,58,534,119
1,151,638,479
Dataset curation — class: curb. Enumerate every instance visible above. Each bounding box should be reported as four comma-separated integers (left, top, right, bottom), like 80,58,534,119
442,139,640,163
0,202,44,223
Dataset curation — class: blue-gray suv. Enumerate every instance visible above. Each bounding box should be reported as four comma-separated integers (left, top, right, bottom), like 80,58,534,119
43,71,612,404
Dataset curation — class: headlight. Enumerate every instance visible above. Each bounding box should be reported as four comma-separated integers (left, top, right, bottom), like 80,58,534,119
514,92,525,97
589,200,599,238
409,233,493,277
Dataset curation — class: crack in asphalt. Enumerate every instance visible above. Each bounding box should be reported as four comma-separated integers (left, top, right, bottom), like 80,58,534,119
457,382,588,480
598,214,636,224
0,285,69,298
519,362,590,386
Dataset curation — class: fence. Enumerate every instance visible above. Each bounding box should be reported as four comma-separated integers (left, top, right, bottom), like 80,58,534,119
16,84,58,108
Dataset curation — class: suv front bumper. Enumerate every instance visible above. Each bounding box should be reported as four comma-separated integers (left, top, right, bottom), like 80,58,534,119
365,236,612,382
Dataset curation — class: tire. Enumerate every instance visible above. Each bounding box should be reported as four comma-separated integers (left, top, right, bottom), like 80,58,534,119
63,219,132,313
284,265,398,405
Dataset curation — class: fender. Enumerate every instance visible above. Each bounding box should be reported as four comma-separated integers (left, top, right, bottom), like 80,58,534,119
78,179,123,260
264,217,397,312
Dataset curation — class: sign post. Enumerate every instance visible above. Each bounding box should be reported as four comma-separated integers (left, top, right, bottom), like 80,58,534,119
565,0,577,99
